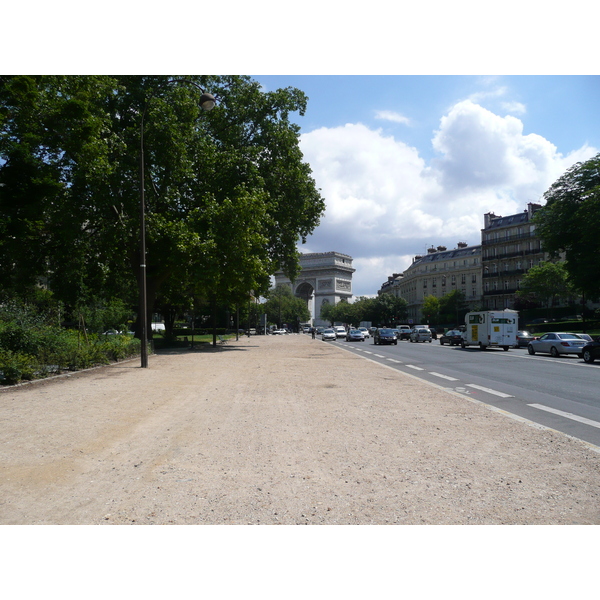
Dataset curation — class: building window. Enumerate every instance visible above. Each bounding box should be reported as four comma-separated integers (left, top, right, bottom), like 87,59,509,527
432,278,437,288
504,280,510,290
423,279,427,288
472,274,476,283
461,274,466,284
451,275,456,285
484,282,489,292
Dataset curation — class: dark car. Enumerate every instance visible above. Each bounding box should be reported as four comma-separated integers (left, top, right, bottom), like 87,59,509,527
515,330,536,348
374,328,397,345
581,336,600,364
439,329,463,346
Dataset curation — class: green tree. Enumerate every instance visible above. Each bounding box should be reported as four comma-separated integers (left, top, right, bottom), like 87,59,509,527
0,75,325,342
262,286,310,329
421,295,440,325
369,294,408,326
534,152,600,300
438,290,468,326
517,261,575,309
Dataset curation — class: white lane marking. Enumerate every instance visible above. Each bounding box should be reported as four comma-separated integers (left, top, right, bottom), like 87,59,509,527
364,351,373,354
373,354,385,358
406,365,424,371
466,384,513,398
387,358,402,364
429,372,459,381
528,404,600,430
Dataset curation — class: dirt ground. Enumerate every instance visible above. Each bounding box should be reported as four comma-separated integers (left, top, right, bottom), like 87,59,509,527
1,333,599,525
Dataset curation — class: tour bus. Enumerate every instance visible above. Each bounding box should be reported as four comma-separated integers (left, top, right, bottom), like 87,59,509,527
461,310,518,351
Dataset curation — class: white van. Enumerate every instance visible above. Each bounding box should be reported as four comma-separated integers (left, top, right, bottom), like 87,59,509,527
461,310,518,351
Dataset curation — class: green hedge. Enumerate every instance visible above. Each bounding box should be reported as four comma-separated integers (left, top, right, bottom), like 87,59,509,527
0,324,141,385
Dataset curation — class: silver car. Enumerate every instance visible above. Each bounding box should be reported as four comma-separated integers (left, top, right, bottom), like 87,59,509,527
410,328,432,343
527,332,587,357
321,328,336,341
346,329,365,342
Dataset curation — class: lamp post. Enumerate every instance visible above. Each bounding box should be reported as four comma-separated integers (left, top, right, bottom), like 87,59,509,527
139,79,216,368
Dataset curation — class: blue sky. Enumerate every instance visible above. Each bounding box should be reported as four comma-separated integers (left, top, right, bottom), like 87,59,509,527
253,75,600,297
9,5,599,299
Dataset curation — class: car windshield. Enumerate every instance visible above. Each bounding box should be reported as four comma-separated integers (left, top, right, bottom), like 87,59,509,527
379,329,393,334
323,329,333,333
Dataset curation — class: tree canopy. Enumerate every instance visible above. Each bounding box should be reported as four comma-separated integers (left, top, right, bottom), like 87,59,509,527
517,261,575,308
534,153,600,300
0,76,325,335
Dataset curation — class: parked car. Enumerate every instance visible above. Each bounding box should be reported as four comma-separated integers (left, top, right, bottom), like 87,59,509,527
581,337,600,363
272,328,288,335
358,327,370,339
346,329,365,342
334,326,347,338
410,327,432,343
374,328,397,345
439,329,463,346
515,330,536,348
321,328,336,341
527,332,587,357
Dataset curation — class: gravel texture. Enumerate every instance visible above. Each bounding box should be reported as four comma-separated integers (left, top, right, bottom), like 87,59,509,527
1,333,599,525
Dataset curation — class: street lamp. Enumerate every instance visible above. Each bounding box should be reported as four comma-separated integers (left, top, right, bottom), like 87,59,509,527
139,79,216,368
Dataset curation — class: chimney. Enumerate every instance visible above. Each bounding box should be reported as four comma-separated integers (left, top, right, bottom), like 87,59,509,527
457,242,468,248
427,246,437,254
484,212,499,229
437,245,447,252
527,202,542,219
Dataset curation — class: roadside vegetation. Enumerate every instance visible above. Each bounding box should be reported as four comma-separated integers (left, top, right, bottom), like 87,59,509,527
0,296,140,385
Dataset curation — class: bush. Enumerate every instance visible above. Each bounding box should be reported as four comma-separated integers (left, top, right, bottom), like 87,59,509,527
0,349,39,385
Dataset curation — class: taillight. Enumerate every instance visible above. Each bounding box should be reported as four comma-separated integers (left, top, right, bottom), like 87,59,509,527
560,342,569,347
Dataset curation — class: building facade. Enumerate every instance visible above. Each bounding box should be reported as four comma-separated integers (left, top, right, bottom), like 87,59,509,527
481,203,546,310
273,251,355,327
380,243,482,323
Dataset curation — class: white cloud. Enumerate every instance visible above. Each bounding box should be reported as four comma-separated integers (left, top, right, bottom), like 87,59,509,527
300,100,598,297
502,101,527,115
374,110,411,125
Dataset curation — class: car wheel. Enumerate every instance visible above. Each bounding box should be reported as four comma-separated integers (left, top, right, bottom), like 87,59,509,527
440,340,444,345
550,346,559,358
394,340,397,345
479,342,486,350
583,350,595,363
461,340,466,348
527,345,535,355
429,340,432,343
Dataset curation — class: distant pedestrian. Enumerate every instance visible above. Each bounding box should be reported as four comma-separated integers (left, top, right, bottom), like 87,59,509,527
311,327,316,339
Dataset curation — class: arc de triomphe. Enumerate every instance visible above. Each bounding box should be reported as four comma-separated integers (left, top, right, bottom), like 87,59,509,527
273,251,355,327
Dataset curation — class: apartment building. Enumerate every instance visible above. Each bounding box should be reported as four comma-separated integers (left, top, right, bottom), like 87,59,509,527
481,203,547,310
380,243,482,323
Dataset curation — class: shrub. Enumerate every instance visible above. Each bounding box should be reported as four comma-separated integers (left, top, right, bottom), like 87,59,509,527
0,349,39,385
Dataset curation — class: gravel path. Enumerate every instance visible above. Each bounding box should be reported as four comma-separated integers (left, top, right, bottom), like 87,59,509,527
1,334,599,525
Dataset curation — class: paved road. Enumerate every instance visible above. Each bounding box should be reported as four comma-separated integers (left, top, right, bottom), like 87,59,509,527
329,336,600,447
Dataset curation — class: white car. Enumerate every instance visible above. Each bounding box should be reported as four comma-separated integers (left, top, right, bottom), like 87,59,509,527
321,328,336,341
272,329,288,335
334,326,346,338
358,327,370,339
